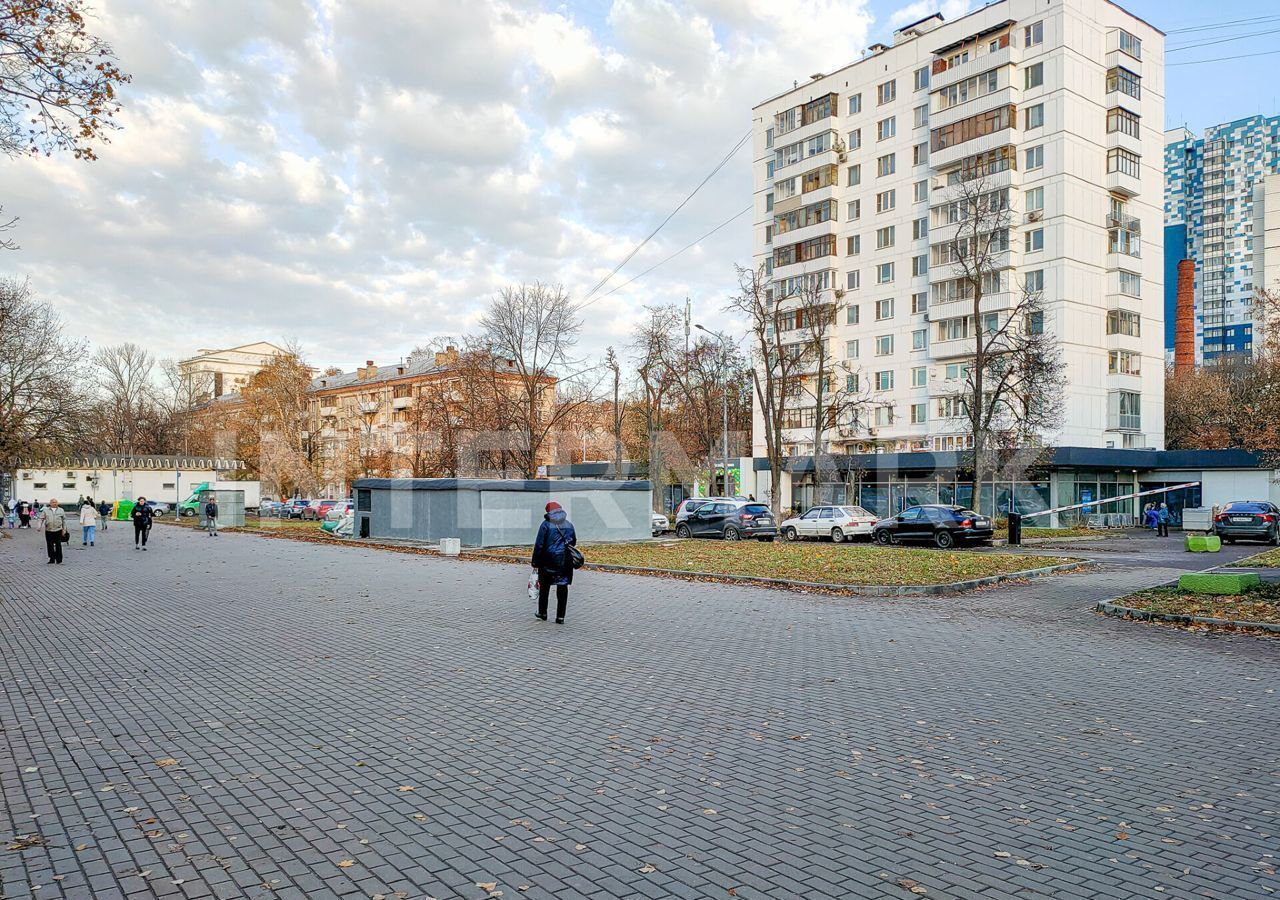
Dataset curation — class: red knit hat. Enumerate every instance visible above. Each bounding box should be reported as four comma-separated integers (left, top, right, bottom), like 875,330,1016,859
545,501,562,512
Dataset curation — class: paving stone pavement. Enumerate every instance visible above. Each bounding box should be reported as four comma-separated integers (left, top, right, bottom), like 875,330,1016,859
1,525,1277,900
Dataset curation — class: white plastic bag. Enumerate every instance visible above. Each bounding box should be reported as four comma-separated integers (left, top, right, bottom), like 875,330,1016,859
527,571,539,601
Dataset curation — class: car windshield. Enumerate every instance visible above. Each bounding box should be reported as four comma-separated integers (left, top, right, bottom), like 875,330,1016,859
841,507,870,517
1224,503,1268,513
956,509,981,518
743,504,770,515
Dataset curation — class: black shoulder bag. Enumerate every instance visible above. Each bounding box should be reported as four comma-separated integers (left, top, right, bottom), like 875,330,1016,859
553,522,585,569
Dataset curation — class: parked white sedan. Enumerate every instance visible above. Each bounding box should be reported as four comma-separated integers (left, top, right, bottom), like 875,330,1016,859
652,513,670,536
780,505,878,543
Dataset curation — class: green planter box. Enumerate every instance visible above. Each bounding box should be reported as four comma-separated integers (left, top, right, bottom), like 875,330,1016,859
1177,572,1260,595
1185,534,1222,553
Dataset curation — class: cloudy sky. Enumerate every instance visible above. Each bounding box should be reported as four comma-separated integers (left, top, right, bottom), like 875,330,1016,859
0,0,1267,372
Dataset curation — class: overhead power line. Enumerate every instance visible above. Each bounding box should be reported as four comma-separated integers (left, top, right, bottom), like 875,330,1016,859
1166,14,1280,34
578,129,752,306
580,204,754,311
1169,47,1280,67
1168,24,1280,53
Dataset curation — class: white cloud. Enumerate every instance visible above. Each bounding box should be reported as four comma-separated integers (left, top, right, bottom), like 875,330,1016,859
1,0,884,372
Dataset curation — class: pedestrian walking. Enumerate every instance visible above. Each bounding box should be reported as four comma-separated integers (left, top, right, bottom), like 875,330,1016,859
131,497,153,550
1143,502,1159,530
5,497,15,529
18,499,31,528
80,498,99,546
98,499,111,533
1157,503,1171,538
37,499,68,564
530,501,580,624
204,496,219,536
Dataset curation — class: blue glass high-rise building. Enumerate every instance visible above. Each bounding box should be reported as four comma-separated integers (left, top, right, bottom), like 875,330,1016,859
1164,115,1280,363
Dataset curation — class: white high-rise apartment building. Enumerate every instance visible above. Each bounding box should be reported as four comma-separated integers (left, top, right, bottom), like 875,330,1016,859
750,0,1165,457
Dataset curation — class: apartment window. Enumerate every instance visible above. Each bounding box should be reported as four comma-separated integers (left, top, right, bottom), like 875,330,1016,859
1108,349,1142,376
1107,107,1140,138
846,339,860,358
913,104,928,128
910,402,927,425
935,68,1000,111
911,328,927,351
1024,63,1044,90
1106,66,1140,99
1025,145,1044,169
845,201,860,224
1109,390,1141,431
1106,309,1141,337
802,165,838,192
877,117,896,141
876,297,894,319
765,224,773,244
1118,30,1142,60
911,292,928,314
847,234,861,255
875,370,894,391
847,164,862,186
876,334,894,356
846,373,860,392
846,305,860,325
848,93,862,115
911,255,928,276
765,127,774,149
1107,147,1140,177
911,366,927,388
1025,269,1044,293
913,142,928,166
847,128,862,150
877,153,896,177
913,180,928,203
765,192,774,213
877,79,896,105
765,258,773,275
875,405,894,427
1025,104,1044,130
1027,311,1045,335
1119,271,1142,296
913,66,929,91
912,217,928,240
876,189,896,213
1024,21,1043,47
1025,187,1044,213
876,263,895,285
930,104,1016,152
876,225,895,249
1025,228,1044,252
846,270,860,290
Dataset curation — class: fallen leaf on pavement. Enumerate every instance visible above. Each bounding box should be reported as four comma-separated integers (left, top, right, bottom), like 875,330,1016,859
337,860,355,868
639,864,657,874
155,758,179,768
898,878,927,895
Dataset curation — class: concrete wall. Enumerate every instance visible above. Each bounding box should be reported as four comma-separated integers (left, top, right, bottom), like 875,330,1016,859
353,478,652,547
12,467,217,506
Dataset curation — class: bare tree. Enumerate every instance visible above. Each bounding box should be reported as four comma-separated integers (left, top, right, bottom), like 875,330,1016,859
477,282,595,478
726,263,807,516
0,277,89,467
93,341,158,454
630,305,681,510
235,348,317,497
604,346,625,477
936,176,1064,498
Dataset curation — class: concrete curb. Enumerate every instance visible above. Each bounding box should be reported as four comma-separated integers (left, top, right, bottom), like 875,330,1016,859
1095,599,1280,633
542,559,1092,597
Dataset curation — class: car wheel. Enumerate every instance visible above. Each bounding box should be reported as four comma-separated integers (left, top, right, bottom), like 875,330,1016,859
783,526,798,542
675,524,692,539
181,508,195,518
831,527,845,543
875,530,893,546
1272,528,1279,546
723,526,741,542
934,530,955,550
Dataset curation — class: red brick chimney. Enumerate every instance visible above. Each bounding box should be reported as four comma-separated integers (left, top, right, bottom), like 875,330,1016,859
1174,259,1195,374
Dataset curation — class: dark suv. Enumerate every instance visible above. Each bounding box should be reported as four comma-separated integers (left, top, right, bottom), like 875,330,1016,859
676,501,777,542
872,505,994,548
1214,501,1280,544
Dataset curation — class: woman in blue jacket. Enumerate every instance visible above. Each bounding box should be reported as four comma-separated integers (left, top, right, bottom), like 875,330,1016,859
531,501,577,623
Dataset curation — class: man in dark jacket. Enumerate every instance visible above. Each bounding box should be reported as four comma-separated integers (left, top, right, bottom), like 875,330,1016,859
205,497,219,536
98,499,111,533
530,501,577,624
131,497,153,550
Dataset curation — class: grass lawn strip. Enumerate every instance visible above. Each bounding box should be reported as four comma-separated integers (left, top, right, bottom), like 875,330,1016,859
478,540,1077,588
1113,583,1280,627
1228,547,1280,568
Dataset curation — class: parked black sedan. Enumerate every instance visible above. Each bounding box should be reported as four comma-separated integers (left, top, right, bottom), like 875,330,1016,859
1213,500,1280,544
872,505,994,549
675,501,777,542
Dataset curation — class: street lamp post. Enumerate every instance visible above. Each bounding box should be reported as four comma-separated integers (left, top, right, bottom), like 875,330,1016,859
695,324,734,497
